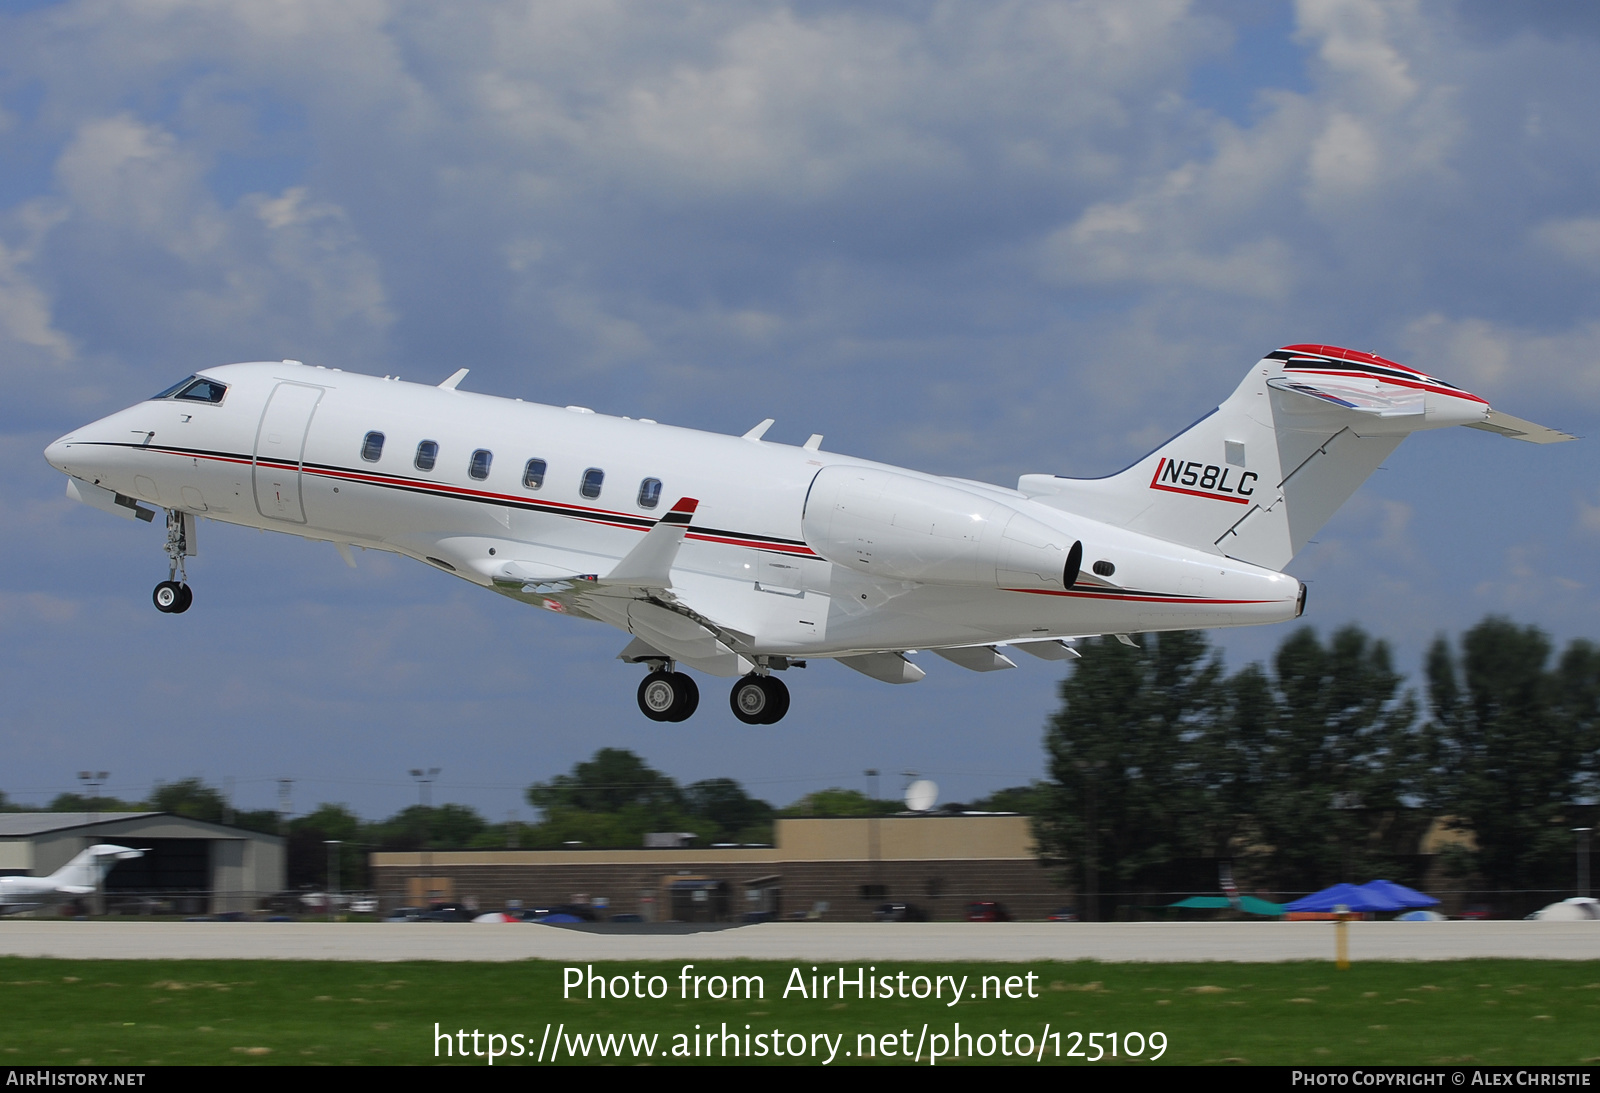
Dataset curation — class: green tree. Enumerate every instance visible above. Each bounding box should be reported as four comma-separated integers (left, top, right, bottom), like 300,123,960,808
287,804,368,890
778,788,898,818
371,803,488,851
1250,626,1424,891
1035,631,1221,919
1426,618,1597,910
48,792,146,812
148,778,228,823
684,778,774,844
523,750,704,848
527,748,686,815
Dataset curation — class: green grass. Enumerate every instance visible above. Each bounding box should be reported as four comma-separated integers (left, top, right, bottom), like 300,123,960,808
0,957,1597,1065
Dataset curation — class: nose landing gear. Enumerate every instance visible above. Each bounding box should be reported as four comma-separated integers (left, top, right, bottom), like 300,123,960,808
636,668,700,722
730,673,790,725
152,509,195,614
153,580,192,613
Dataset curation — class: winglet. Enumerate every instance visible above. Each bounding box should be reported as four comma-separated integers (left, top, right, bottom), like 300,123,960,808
438,368,470,390
600,498,700,587
658,497,698,525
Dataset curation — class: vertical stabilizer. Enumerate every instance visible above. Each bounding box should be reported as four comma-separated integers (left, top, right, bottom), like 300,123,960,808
1018,345,1569,571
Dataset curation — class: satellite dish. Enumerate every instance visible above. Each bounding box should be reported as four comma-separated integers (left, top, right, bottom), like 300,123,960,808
905,779,938,813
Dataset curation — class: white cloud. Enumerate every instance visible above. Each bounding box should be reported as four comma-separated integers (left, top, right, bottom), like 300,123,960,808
1534,217,1600,273
1399,313,1600,408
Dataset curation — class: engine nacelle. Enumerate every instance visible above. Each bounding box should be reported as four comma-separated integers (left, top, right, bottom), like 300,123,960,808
802,465,1080,589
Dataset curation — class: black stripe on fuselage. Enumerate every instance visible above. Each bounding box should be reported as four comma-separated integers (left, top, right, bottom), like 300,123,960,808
80,440,814,554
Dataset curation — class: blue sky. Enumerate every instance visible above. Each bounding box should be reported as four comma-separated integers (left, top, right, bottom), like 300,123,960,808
3,0,1598,821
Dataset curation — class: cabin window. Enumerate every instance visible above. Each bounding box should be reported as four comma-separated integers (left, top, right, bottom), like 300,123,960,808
637,477,662,509
415,440,438,471
523,458,547,490
361,431,385,462
469,449,493,481
581,468,605,499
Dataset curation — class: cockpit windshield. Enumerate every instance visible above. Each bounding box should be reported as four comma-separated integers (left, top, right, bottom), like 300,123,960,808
152,376,228,404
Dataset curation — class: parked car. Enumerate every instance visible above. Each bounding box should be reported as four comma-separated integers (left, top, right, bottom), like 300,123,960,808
873,902,928,922
1046,907,1079,922
965,901,1013,922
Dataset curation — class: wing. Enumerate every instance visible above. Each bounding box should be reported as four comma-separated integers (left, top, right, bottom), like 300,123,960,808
490,498,758,677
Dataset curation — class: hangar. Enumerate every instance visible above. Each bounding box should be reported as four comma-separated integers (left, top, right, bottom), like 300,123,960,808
0,813,285,915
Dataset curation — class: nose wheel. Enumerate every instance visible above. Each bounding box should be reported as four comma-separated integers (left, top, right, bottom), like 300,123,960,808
637,670,700,722
153,508,196,614
153,581,192,613
730,674,790,725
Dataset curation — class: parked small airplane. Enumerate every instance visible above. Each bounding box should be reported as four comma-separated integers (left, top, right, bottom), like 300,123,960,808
0,844,144,914
44,345,1570,723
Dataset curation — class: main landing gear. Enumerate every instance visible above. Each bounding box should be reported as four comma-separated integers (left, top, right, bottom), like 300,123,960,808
637,670,699,723
152,509,194,614
633,663,794,724
730,674,789,725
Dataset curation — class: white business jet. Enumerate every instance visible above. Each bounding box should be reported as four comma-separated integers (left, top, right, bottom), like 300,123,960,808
44,345,1570,724
0,844,144,914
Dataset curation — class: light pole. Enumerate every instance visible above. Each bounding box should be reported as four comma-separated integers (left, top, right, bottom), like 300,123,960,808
276,778,294,836
1576,828,1592,900
410,768,439,906
76,771,109,916
77,771,109,823
325,840,341,921
864,770,880,903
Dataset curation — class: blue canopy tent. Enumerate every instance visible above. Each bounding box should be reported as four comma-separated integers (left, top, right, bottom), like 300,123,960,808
1282,882,1407,914
1359,879,1439,908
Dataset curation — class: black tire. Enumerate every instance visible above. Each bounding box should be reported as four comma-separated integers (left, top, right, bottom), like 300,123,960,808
665,673,699,722
758,675,790,724
637,671,681,722
730,675,773,725
153,581,184,613
174,584,193,613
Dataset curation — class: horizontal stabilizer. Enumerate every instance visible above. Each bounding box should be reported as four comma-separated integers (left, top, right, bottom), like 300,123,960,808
1266,376,1423,417
1464,409,1576,444
837,652,926,684
57,885,94,896
933,645,1017,672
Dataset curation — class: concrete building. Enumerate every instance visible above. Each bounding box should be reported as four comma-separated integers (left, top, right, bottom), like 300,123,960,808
372,815,1064,921
0,813,285,915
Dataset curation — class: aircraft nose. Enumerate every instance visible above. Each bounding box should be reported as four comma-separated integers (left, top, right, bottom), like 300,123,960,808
44,434,74,473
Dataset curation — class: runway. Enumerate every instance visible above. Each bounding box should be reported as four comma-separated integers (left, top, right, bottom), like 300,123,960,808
0,920,1597,963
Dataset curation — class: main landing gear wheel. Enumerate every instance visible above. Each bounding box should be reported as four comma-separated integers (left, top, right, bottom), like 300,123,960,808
153,581,192,614
730,674,790,725
637,671,699,723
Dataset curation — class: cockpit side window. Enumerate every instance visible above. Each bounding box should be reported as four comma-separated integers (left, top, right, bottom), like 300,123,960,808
153,376,197,400
153,376,229,403
173,377,229,404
